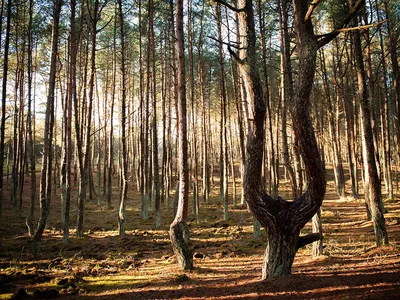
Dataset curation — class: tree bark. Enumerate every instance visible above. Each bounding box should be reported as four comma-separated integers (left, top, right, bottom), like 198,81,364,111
349,0,388,246
233,0,335,280
117,0,128,236
0,0,12,219
33,0,62,254
169,0,193,270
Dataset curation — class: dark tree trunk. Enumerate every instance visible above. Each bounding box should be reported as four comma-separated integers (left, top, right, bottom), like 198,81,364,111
349,0,388,246
117,0,127,236
25,0,36,236
169,0,193,270
0,0,12,219
231,0,362,280
61,0,77,243
33,0,62,254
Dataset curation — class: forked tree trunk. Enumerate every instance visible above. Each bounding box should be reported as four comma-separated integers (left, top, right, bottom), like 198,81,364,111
230,0,363,280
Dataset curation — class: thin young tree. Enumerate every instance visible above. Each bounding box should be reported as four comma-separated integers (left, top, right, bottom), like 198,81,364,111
0,0,12,219
61,0,78,243
25,0,36,236
117,0,128,236
33,0,63,254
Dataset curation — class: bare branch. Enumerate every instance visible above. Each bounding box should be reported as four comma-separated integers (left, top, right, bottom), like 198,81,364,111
207,35,241,49
317,20,386,46
214,0,244,13
305,0,321,22
317,0,365,49
296,233,322,250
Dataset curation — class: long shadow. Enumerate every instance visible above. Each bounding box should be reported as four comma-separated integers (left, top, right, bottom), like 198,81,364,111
73,271,400,299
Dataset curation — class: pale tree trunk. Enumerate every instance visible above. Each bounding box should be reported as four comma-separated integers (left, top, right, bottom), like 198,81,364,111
312,209,323,257
350,0,388,246
277,0,297,200
216,3,229,221
187,0,199,223
107,3,117,209
257,0,277,198
148,0,161,228
320,49,345,198
33,0,62,254
334,37,358,198
169,0,193,270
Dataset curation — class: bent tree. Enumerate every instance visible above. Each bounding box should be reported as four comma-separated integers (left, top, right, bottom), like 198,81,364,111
169,0,193,270
230,0,365,279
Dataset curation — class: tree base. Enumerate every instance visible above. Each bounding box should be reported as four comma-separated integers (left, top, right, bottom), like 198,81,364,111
170,220,193,270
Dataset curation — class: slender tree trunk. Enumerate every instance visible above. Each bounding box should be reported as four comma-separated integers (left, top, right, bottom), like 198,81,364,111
169,0,193,270
61,0,77,243
25,0,36,236
117,0,128,236
277,0,297,200
33,0,62,254
0,0,12,218
216,3,229,221
350,0,388,246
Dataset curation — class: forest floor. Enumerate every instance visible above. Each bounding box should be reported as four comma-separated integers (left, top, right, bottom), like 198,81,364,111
1,168,400,299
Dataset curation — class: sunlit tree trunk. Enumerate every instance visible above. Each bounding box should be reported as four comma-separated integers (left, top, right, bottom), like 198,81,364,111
169,0,193,270
349,0,388,246
33,0,62,254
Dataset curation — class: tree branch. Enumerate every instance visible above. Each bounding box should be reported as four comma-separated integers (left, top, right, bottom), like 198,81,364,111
296,233,322,250
317,20,386,39
214,0,244,13
317,0,365,49
304,0,321,22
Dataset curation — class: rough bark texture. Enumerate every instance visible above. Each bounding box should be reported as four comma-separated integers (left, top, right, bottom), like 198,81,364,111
169,0,193,270
235,0,327,280
350,1,388,246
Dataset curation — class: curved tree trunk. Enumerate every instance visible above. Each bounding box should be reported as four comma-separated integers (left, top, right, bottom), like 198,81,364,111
169,0,193,270
233,0,363,280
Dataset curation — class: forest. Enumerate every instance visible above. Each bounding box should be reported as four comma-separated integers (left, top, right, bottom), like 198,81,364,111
0,0,400,298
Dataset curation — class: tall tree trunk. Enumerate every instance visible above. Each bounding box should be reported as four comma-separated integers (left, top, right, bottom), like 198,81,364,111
232,0,364,280
25,0,36,236
0,0,12,219
33,0,62,254
148,0,161,228
216,3,229,221
117,0,128,236
61,0,77,243
349,1,388,246
169,0,193,270
277,0,297,200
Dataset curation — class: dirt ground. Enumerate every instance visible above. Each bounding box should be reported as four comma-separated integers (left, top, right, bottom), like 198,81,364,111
1,170,400,299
